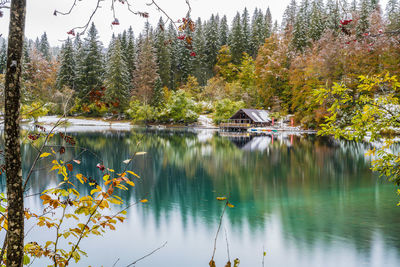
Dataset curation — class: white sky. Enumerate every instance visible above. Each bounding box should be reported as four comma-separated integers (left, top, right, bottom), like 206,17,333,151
0,0,389,47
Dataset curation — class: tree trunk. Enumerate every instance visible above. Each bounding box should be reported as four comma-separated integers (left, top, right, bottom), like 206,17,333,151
4,0,27,266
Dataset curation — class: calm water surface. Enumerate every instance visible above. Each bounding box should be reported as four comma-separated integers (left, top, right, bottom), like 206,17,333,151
1,130,400,266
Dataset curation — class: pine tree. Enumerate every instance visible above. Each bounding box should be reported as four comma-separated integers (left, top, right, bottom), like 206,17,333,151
219,15,229,46
34,37,40,51
0,40,6,74
120,30,128,57
126,26,136,83
282,0,298,33
250,8,265,57
229,12,245,64
264,7,273,39
242,8,251,54
151,78,164,107
106,33,117,62
105,39,131,113
167,22,179,89
386,0,400,30
351,0,358,11
132,35,159,104
204,14,220,78
193,18,208,85
370,0,379,11
326,0,340,31
292,0,310,52
309,0,326,41
56,38,75,90
357,0,371,35
155,17,172,88
175,24,194,85
76,23,104,101
39,32,51,61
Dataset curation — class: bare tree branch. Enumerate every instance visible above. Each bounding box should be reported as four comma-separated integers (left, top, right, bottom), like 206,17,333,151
126,241,168,267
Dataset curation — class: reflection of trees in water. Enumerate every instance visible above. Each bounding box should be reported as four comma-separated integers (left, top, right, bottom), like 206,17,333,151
1,130,399,255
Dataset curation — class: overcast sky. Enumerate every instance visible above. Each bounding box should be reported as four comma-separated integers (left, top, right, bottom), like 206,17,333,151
0,0,389,47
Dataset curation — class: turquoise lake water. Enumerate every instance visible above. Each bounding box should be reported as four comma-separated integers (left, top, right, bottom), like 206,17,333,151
1,129,400,266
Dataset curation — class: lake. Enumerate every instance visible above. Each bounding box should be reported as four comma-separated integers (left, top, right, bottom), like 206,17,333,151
1,129,400,266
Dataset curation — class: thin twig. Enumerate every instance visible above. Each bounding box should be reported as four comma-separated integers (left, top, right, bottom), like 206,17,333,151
262,245,265,267
225,227,230,262
112,258,120,267
126,241,167,267
53,203,67,265
53,0,78,16
211,200,228,262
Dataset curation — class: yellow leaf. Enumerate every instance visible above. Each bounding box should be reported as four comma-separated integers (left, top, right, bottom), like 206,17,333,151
103,174,110,181
90,186,101,195
126,180,135,187
127,170,140,178
108,168,115,173
40,152,52,158
227,203,235,208
76,174,84,184
216,197,227,201
140,199,148,203
49,165,59,172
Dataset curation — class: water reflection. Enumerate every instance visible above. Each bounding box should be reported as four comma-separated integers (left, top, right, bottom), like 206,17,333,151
1,130,399,266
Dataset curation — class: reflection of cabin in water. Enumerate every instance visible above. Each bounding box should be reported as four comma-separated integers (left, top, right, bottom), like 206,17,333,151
220,109,273,131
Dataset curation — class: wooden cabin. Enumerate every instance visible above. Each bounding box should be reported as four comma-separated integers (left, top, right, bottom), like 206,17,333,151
220,109,273,131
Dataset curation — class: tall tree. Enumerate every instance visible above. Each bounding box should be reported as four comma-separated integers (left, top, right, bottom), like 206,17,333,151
357,0,371,35
386,0,400,30
292,0,311,52
105,39,130,113
125,26,136,83
56,38,75,90
242,8,251,54
326,0,340,31
251,8,265,57
166,22,179,89
132,35,159,104
193,18,208,85
219,15,229,46
39,32,51,61
282,0,298,34
229,12,245,64
154,17,172,88
4,0,26,265
309,0,326,41
76,23,104,101
204,14,220,78
264,7,273,39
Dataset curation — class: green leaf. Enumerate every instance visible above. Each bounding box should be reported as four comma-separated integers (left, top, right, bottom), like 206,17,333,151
23,255,30,265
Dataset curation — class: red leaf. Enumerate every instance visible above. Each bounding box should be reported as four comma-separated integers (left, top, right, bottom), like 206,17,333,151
67,164,73,172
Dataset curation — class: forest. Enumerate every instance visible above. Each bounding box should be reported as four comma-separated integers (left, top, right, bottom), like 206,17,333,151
0,0,399,128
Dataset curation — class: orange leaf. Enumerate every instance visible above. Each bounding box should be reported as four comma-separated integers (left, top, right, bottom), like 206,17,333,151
140,199,148,203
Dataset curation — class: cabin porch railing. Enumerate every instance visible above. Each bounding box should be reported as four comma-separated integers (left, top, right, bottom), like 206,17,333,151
219,123,252,128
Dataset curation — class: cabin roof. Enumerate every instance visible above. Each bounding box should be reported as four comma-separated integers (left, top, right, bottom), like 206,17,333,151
230,109,272,123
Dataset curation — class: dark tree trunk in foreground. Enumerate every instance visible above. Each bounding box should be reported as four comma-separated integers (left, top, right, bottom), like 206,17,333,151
4,0,26,266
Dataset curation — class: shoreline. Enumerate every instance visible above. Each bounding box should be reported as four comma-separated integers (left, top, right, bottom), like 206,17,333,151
17,116,316,133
